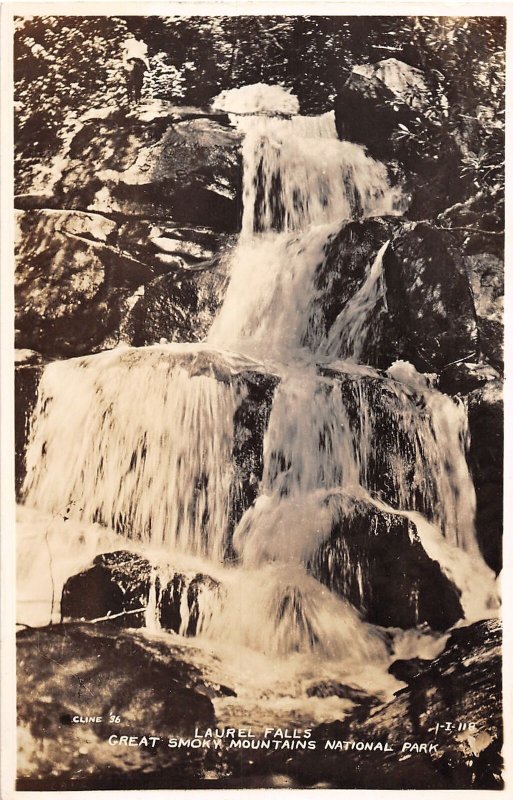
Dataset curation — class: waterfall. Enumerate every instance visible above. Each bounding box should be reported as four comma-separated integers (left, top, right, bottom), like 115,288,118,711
208,110,402,359
238,112,402,234
21,87,498,683
23,346,242,562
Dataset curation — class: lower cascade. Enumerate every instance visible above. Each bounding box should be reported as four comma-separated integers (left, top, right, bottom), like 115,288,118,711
20,90,499,727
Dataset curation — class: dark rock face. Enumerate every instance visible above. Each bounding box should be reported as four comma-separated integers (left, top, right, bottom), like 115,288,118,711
15,107,243,360
241,619,502,790
62,552,225,636
315,366,452,533
15,210,235,358
437,360,500,396
466,382,503,573
124,265,230,347
230,371,279,546
15,209,147,358
15,362,44,496
382,223,479,372
61,551,152,626
305,216,400,360
310,219,479,374
307,494,463,631
335,70,423,164
158,573,187,632
159,573,224,636
388,658,431,684
17,622,224,790
306,681,379,707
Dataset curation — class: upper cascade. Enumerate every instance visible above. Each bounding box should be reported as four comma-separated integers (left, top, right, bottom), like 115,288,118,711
236,111,403,235
208,105,402,358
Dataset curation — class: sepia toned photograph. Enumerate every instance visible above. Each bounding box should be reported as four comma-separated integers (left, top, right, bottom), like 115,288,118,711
5,3,506,793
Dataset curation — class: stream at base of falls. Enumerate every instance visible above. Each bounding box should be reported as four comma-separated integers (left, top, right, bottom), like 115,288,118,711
17,504,451,732
18,87,500,733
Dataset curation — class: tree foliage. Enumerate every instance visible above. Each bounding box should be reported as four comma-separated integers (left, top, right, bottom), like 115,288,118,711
14,14,505,200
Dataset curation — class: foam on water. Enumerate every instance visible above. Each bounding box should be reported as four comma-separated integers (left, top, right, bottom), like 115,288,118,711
23,346,242,562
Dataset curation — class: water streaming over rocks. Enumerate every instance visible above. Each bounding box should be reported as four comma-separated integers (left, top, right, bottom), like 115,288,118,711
20,86,498,728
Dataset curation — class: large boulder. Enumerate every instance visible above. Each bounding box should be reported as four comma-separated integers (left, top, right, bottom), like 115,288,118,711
352,58,431,111
309,219,478,374
306,492,463,631
15,209,154,357
306,217,405,365
61,551,152,626
15,208,235,358
123,260,230,347
382,223,479,372
61,550,226,638
466,382,503,573
334,64,427,164
158,573,224,635
17,622,228,790
51,109,242,230
334,59,466,219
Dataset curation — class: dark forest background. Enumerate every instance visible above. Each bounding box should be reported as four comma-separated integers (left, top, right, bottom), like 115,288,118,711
14,15,505,199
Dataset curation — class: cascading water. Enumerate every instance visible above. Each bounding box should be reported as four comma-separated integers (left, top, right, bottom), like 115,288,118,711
23,345,242,562
20,84,498,728
208,107,402,357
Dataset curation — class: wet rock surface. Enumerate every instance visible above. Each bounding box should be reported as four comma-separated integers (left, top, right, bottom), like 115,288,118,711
466,382,503,573
159,573,224,635
306,216,400,359
311,218,480,374
123,261,230,347
307,493,463,631
306,681,380,707
61,551,152,626
382,223,479,373
17,622,227,790
15,362,44,495
230,370,279,542
62,551,226,637
388,658,432,684
235,619,502,789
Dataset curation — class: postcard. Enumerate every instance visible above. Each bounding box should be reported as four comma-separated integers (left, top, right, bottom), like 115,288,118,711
1,2,509,796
